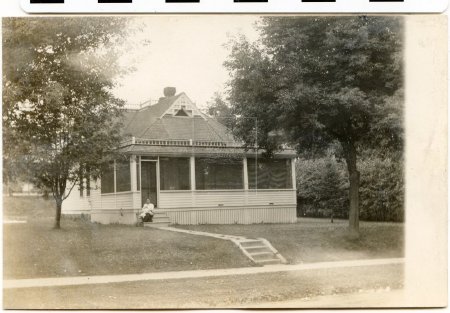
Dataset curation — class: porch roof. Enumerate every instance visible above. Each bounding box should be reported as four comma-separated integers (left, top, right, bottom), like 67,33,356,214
119,144,296,158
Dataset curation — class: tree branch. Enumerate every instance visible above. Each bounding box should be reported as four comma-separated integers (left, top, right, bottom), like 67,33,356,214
62,177,79,201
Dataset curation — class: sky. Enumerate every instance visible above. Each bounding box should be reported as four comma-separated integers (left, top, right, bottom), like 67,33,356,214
113,16,260,110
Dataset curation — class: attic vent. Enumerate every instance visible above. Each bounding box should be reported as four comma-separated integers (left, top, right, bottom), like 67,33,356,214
175,109,189,117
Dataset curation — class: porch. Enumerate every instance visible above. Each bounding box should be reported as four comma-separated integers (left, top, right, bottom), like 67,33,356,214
64,148,298,225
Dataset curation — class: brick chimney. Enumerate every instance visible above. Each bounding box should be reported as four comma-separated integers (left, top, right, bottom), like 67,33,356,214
163,87,176,97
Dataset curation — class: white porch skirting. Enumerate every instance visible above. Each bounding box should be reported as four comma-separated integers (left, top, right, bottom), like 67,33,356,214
87,206,296,225
161,205,297,225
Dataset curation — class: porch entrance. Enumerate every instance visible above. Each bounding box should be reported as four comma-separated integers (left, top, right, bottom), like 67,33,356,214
141,161,157,208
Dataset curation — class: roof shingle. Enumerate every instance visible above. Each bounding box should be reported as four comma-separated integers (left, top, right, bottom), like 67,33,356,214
121,93,238,145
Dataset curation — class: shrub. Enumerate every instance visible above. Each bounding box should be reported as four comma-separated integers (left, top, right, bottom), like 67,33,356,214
358,155,404,222
296,153,404,222
296,156,348,219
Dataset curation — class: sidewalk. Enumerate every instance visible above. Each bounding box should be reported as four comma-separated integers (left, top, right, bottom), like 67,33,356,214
4,257,404,289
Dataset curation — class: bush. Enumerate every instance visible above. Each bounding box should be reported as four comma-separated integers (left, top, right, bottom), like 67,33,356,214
296,156,348,219
296,153,404,222
358,155,404,222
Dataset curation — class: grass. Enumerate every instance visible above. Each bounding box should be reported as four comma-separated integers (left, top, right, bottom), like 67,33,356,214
3,196,55,219
3,197,253,279
4,197,404,280
177,218,404,264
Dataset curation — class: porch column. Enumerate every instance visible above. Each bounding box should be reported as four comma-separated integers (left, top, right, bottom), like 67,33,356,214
243,157,249,190
291,158,297,190
113,160,117,193
130,155,137,192
190,156,196,190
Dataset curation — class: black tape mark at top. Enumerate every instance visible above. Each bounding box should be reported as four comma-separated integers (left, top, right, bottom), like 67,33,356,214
30,0,64,3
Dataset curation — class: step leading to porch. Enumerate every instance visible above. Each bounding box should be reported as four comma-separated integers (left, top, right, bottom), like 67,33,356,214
143,211,171,228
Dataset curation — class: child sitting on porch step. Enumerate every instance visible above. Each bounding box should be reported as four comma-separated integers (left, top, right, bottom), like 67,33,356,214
140,198,155,223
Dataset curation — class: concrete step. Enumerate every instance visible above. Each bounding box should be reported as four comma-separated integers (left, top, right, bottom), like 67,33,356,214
152,216,170,222
144,222,170,228
251,252,278,261
249,251,275,257
240,240,265,248
243,246,272,254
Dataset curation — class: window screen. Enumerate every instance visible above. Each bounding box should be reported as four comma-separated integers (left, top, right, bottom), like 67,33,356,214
195,157,243,190
116,158,131,192
160,157,190,190
248,158,292,189
100,162,115,194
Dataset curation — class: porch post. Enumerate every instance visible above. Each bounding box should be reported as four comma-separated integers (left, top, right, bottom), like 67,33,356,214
291,158,297,190
243,157,249,190
113,160,117,193
130,155,137,192
190,156,196,190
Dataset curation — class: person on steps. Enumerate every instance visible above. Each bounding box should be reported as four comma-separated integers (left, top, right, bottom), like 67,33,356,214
140,198,154,223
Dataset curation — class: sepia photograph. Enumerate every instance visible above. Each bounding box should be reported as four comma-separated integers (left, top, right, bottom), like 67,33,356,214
1,15,446,308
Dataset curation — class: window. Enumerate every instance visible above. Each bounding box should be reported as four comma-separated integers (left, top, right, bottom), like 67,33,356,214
101,159,132,194
101,162,115,194
248,158,292,189
195,157,243,190
160,157,190,190
116,158,131,192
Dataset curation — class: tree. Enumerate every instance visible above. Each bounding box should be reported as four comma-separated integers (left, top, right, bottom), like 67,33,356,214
3,17,138,229
225,17,403,236
206,92,235,128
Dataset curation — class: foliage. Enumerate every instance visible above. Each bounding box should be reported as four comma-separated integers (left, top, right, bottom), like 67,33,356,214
359,153,404,222
296,155,348,219
2,17,138,228
225,16,404,234
296,152,404,222
207,92,235,128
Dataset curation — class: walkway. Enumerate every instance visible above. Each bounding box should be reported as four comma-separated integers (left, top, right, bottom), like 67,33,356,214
158,226,287,265
4,258,404,289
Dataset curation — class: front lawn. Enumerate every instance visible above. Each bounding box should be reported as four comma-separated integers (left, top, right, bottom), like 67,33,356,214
3,198,253,279
4,197,403,279
177,218,404,264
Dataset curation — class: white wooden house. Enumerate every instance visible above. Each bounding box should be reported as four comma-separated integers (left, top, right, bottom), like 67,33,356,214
62,88,297,225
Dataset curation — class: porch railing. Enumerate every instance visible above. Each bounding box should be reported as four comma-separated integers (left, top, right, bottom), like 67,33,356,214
120,137,242,148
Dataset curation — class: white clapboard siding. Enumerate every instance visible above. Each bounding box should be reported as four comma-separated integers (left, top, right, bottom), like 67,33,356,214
62,181,98,214
62,193,91,214
158,191,193,208
99,193,134,211
159,190,296,209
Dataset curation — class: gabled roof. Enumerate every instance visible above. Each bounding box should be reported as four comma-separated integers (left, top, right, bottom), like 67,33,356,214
122,93,183,137
121,92,238,145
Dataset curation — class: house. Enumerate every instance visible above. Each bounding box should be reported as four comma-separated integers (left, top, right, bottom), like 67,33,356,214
62,88,297,225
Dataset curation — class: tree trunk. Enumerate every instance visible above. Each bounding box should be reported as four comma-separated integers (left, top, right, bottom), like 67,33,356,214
54,198,62,229
343,141,360,238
